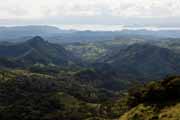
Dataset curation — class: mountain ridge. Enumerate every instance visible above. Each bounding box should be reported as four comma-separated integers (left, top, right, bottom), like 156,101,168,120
0,36,82,67
97,43,180,81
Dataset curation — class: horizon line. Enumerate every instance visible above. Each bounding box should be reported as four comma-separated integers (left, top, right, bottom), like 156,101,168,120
1,24,180,31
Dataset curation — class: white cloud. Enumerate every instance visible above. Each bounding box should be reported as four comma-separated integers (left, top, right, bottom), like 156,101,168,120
0,0,180,19
0,0,180,27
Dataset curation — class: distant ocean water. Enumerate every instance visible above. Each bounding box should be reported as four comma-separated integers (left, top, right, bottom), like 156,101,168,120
58,24,180,31
2,24,180,31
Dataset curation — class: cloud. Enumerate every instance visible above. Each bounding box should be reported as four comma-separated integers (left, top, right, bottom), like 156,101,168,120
1,0,180,18
0,0,180,27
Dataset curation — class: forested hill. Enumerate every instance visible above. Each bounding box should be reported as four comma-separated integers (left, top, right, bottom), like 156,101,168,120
96,43,180,81
120,75,180,120
0,36,82,67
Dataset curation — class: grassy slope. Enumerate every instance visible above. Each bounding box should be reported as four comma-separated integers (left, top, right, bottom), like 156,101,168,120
120,103,180,120
119,76,180,120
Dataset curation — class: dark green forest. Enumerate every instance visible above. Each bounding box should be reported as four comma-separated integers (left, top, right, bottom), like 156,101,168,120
0,34,180,120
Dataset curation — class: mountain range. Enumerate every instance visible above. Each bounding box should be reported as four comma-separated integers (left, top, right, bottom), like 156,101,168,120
0,26,180,119
97,43,180,81
1,25,180,43
1,35,180,82
0,36,82,67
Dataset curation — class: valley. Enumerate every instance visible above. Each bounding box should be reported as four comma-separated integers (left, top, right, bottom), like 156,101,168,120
0,26,180,119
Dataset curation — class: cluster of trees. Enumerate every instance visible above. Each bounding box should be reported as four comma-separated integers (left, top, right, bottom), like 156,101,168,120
128,75,180,108
0,69,128,120
1,68,180,119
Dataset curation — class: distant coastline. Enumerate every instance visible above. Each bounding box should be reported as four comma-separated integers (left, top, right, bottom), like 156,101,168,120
1,24,180,31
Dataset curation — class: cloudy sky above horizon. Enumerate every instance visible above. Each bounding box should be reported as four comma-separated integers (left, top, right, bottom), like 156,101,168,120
0,0,180,29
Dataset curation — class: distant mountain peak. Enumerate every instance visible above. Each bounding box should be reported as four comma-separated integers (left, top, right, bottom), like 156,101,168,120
31,36,44,41
27,36,46,45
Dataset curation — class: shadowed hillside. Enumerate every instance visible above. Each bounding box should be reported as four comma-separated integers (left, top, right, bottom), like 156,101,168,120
0,36,82,67
98,43,180,81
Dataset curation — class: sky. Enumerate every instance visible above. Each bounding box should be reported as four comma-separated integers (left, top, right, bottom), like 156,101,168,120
0,0,180,30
